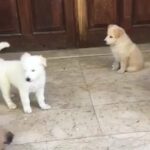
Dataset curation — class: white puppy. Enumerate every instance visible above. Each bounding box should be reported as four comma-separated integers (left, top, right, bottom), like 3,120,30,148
0,50,51,113
104,24,144,73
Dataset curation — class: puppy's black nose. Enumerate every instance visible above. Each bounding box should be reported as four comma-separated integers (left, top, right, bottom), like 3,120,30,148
5,131,14,144
26,77,31,82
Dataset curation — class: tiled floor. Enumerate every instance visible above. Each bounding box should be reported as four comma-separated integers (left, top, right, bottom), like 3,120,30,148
1,44,150,149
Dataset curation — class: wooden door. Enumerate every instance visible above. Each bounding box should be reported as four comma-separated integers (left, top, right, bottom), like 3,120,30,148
76,0,150,47
120,0,150,43
75,0,119,47
0,0,150,51
0,0,76,51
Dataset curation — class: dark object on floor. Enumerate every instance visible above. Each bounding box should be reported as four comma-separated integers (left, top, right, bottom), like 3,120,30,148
0,128,14,150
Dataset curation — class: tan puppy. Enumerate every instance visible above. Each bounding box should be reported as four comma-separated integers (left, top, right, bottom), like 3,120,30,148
104,24,144,73
0,128,14,150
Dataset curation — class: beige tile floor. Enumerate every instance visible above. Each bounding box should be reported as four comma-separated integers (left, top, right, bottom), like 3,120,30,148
0,43,150,149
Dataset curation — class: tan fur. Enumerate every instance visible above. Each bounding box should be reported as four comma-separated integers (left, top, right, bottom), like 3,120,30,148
104,24,144,73
113,28,124,38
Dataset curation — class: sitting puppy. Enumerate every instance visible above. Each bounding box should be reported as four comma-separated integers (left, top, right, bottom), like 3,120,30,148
104,24,144,73
0,128,14,150
0,51,51,113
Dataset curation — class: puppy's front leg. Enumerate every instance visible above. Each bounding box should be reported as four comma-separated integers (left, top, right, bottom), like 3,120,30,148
118,57,128,73
35,88,51,110
112,61,120,71
0,80,16,109
19,90,32,113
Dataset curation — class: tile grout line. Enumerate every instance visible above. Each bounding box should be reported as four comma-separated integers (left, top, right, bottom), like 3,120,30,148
12,130,150,146
46,53,111,60
46,49,150,60
78,57,104,136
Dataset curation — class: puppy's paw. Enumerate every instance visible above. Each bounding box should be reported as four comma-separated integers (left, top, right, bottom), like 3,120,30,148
8,102,17,109
112,64,119,71
24,107,32,114
118,69,125,73
40,104,51,110
0,42,10,48
112,66,118,71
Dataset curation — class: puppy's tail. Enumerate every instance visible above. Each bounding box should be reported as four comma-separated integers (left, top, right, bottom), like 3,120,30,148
0,42,10,51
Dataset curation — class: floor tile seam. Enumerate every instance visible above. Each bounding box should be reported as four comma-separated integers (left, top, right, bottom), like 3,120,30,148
93,100,150,108
12,140,48,146
12,130,150,146
46,53,111,60
46,50,150,60
32,106,95,114
1,48,150,60
80,62,105,135
45,134,107,143
78,59,104,136
11,135,102,146
101,130,150,137
78,73,150,136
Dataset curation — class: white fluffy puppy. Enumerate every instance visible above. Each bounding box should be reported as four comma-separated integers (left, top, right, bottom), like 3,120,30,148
0,51,51,113
104,24,144,73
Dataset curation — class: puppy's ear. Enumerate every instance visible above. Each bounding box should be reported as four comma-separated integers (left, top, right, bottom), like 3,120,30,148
39,56,47,67
108,24,115,29
114,27,124,38
21,52,31,61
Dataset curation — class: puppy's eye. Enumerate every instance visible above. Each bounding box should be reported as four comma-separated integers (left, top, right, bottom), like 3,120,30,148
32,69,35,72
109,36,113,38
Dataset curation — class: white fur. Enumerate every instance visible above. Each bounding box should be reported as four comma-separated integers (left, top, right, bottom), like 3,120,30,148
0,42,10,51
0,52,51,113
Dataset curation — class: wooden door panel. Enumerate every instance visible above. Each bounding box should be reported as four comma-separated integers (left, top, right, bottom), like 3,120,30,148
29,0,75,49
0,0,20,34
133,0,150,24
31,0,65,32
88,0,117,28
77,0,119,47
0,0,75,51
78,0,150,47
0,0,150,51
120,0,150,43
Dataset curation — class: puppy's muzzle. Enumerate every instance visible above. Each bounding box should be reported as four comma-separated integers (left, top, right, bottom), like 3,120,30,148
104,37,107,43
